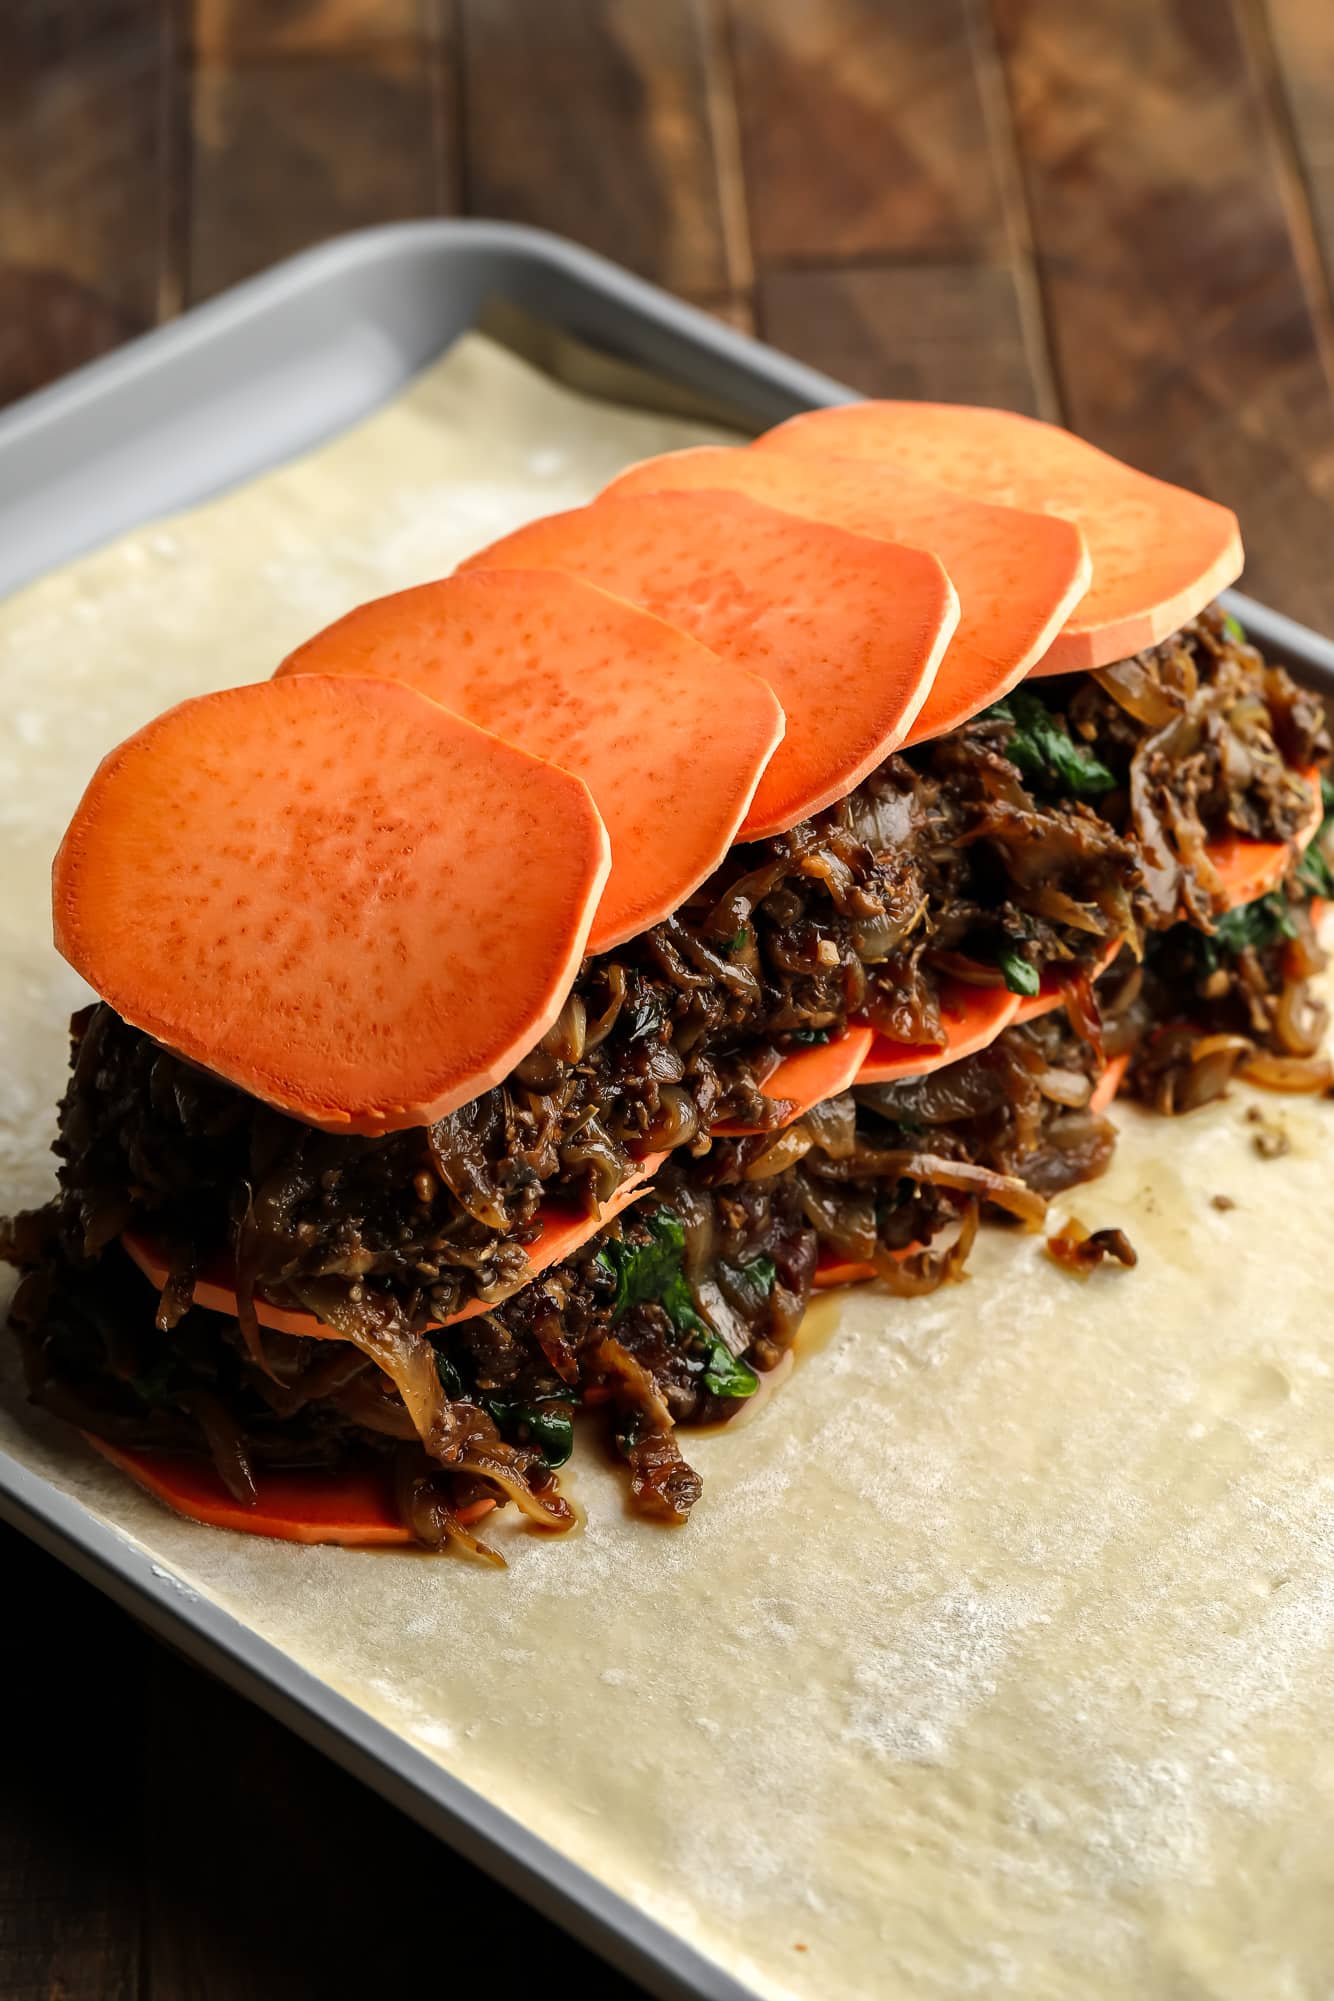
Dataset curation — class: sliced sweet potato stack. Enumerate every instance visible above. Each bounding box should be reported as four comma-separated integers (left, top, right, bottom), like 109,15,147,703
121,1152,667,1340
276,568,785,953
461,490,958,840
711,1027,875,1137
53,675,610,1136
602,445,1091,741
84,1435,495,1547
855,981,1020,1085
756,403,1243,675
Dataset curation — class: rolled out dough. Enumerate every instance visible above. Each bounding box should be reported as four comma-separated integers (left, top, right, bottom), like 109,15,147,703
3,332,1332,2000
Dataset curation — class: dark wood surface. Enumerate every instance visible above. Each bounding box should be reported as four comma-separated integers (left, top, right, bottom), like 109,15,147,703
4,3,1334,1995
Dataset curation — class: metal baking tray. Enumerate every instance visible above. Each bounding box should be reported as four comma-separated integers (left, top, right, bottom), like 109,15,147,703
1,219,1331,2001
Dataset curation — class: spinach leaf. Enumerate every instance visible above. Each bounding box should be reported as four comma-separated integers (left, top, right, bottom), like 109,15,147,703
1297,780,1334,899
1212,891,1297,957
701,1338,759,1400
988,690,1116,799
996,943,1041,997
484,1391,576,1468
596,1208,707,1335
1297,838,1334,900
597,1206,758,1399
434,1348,465,1400
788,1026,833,1047
511,1403,574,1468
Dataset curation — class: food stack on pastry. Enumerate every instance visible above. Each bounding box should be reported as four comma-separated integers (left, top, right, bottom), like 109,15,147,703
5,403,1330,1560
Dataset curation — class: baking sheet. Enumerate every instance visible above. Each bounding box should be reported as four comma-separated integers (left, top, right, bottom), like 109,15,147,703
5,329,1334,2001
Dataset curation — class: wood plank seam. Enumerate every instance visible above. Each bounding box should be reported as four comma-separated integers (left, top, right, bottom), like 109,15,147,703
701,0,757,302
1235,0,1334,399
968,0,1064,420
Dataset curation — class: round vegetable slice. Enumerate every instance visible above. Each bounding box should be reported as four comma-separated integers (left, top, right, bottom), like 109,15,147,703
1206,770,1324,908
755,402,1243,675
461,490,958,840
855,981,1021,1085
1088,1052,1131,1116
83,1434,495,1547
120,1152,667,1340
1010,937,1124,1024
711,1026,875,1137
53,674,610,1135
276,568,785,953
602,446,1091,740
812,1244,924,1289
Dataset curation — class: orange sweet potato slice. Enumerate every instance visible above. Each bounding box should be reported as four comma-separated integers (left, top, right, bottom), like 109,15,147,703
711,1026,875,1137
84,1434,495,1546
602,446,1090,741
812,1245,922,1288
1088,1052,1131,1116
1206,770,1323,908
1011,937,1125,1025
756,403,1242,675
461,491,958,840
120,1152,667,1340
53,675,610,1135
276,569,785,953
855,981,1021,1085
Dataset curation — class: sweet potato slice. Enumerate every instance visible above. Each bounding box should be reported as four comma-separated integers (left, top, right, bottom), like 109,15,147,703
84,1434,495,1546
756,403,1242,675
276,569,785,953
1206,770,1323,907
1088,1052,1131,1116
1011,938,1125,1025
855,981,1021,1085
120,1152,667,1340
602,446,1090,740
461,491,958,840
711,1026,875,1137
53,675,610,1135
812,1245,922,1289
812,1256,879,1288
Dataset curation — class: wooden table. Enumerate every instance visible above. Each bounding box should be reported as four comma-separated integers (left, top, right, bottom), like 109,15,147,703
4,3,1334,1994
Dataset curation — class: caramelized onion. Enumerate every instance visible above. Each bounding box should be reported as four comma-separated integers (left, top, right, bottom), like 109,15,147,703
393,1451,502,1565
801,1091,857,1160
672,1183,716,1283
583,963,626,1051
827,1146,1047,1228
457,1447,574,1530
871,1202,980,1294
798,1178,878,1261
1275,978,1328,1057
645,1084,699,1151
742,1127,815,1180
1239,1050,1334,1093
1035,1066,1091,1108
286,1278,460,1463
540,994,587,1065
1093,657,1182,729
181,1389,257,1506
927,951,1007,988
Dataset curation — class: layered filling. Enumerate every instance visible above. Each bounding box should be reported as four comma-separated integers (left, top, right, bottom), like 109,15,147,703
37,610,1324,1326
6,611,1329,1554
